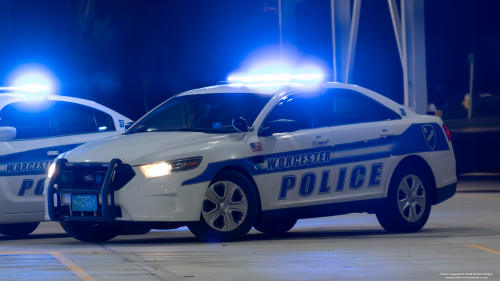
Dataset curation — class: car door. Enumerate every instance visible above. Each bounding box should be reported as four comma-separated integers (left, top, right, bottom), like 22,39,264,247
323,88,401,203
47,101,120,153
259,91,334,210
0,100,62,215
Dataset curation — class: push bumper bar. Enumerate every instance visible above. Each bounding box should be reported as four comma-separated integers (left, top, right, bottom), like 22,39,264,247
48,158,124,222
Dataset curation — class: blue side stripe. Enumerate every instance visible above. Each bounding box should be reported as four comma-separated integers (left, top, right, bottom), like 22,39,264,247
0,143,84,177
0,143,84,164
0,146,60,164
182,123,449,186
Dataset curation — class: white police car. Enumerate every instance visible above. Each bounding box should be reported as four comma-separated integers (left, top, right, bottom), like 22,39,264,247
0,93,131,236
45,81,457,242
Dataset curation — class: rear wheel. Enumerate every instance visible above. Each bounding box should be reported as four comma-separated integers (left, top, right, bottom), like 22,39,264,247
376,165,432,233
188,170,258,242
60,221,119,242
0,222,39,236
254,218,297,234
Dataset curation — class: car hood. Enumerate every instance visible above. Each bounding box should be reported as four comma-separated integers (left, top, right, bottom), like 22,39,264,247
63,132,229,166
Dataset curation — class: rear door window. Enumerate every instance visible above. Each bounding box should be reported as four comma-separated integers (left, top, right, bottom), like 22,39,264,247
323,89,400,126
49,101,116,136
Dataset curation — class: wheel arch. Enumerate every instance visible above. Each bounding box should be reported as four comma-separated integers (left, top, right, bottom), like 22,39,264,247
213,165,263,216
392,155,438,205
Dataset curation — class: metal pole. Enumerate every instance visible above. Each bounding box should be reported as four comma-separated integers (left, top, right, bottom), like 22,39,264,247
331,0,337,82
388,0,403,67
401,0,409,107
409,0,416,110
468,53,474,119
278,0,283,66
344,0,362,84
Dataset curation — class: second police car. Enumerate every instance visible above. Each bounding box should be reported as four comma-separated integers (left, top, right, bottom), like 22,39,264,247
45,80,457,242
0,93,131,236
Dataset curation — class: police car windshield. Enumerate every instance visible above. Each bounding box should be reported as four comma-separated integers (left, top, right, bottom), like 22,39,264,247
128,93,272,134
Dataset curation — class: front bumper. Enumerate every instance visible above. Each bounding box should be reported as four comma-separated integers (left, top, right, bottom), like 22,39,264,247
47,158,208,223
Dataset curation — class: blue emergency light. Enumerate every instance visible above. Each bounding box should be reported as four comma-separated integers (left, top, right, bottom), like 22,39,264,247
0,73,51,94
227,72,323,84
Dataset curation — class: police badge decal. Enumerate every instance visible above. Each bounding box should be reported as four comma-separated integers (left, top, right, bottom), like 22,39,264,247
421,124,436,150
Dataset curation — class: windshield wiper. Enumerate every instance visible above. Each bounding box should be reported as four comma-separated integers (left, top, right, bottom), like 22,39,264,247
127,127,150,134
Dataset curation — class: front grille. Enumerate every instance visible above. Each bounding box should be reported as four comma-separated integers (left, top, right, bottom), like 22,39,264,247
58,163,135,191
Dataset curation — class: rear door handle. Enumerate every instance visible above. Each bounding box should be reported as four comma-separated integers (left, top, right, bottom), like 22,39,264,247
313,138,329,144
380,131,395,138
47,151,59,157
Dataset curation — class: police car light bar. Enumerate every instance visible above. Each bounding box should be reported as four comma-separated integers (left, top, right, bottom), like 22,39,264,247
0,84,49,93
227,73,323,84
1,71,53,95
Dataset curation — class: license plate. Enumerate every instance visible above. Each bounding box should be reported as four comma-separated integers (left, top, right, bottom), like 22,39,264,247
71,194,98,212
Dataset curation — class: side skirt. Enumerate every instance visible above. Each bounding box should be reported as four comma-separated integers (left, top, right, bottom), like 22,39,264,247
262,198,387,221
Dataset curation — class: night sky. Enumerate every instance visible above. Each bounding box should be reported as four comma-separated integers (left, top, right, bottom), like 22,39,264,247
0,0,498,120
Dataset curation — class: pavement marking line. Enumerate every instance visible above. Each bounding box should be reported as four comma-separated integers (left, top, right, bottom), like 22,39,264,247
457,194,500,200
99,245,175,281
0,250,100,255
49,252,97,281
464,244,500,255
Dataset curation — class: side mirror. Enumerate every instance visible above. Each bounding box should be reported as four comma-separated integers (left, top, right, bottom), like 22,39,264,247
260,119,298,137
232,117,249,132
0,126,16,141
124,122,134,130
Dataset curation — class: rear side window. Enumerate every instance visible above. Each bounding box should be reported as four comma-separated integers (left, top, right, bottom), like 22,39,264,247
323,89,400,126
49,101,116,135
0,101,50,140
262,92,332,131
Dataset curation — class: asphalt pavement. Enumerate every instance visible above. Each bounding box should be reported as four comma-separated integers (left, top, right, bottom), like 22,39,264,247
0,178,499,281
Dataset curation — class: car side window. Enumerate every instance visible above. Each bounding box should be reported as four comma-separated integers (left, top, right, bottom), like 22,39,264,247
49,101,116,135
324,89,400,126
262,92,330,131
0,101,50,140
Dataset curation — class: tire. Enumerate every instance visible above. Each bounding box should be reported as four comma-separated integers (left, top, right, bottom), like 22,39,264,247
376,165,432,233
188,170,258,242
254,218,297,234
60,221,119,242
0,222,39,236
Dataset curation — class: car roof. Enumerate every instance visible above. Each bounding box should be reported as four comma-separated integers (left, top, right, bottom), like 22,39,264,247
0,94,122,116
0,93,82,103
177,83,305,96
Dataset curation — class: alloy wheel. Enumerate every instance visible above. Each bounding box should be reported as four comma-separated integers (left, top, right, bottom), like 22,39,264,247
397,174,427,223
202,181,248,232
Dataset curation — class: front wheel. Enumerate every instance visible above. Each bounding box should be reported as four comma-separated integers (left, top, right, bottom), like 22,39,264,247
0,222,40,236
376,165,432,233
60,221,119,242
188,170,258,242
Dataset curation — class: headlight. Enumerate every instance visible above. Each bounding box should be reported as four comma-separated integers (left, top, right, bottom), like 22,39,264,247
139,157,202,178
140,162,171,178
47,163,56,178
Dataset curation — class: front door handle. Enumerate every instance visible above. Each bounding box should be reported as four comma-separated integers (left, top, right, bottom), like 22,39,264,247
47,151,59,157
380,131,395,138
313,138,329,144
